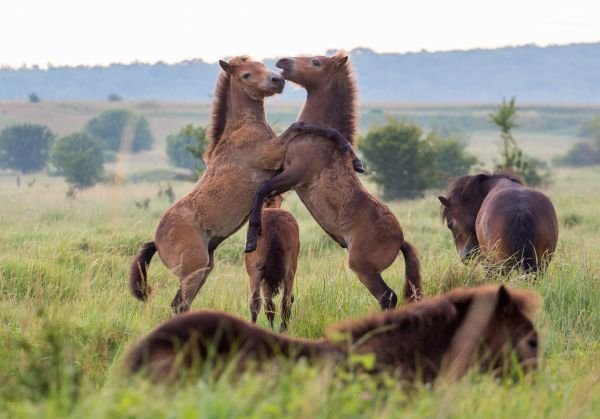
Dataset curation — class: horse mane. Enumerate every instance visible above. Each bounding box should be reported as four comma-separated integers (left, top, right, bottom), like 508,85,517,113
326,285,540,342
442,171,524,221
330,51,358,145
205,56,251,161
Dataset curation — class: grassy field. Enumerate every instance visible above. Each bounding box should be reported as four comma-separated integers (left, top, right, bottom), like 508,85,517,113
1,100,599,417
1,161,599,418
1,100,597,169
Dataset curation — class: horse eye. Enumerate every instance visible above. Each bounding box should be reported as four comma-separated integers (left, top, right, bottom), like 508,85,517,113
242,73,251,79
312,59,321,67
527,337,538,349
447,221,455,230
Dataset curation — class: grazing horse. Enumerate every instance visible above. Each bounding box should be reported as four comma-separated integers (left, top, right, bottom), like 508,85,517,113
129,57,361,313
244,53,422,309
438,172,559,272
244,195,300,331
125,285,540,383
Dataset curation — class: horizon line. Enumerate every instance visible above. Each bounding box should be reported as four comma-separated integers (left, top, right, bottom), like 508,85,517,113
2,40,599,71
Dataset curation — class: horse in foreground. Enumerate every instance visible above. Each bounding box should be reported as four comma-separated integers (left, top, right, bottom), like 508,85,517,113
125,285,539,383
244,53,422,309
244,195,299,331
129,56,360,313
439,172,558,272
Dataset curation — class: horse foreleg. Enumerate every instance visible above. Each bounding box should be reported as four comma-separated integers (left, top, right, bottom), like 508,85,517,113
283,122,364,173
245,171,300,253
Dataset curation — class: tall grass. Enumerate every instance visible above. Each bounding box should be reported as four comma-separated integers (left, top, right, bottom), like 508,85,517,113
1,168,599,418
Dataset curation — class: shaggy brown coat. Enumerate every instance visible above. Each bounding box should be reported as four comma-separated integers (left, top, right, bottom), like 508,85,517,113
439,172,559,272
244,53,422,309
244,195,300,331
125,285,540,383
128,57,359,313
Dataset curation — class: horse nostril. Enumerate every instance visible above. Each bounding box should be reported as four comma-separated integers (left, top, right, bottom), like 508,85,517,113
271,76,284,84
276,58,292,69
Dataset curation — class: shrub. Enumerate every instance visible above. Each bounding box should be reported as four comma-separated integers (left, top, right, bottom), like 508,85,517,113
360,119,477,199
84,110,154,152
165,124,207,171
50,132,104,188
0,124,55,173
491,97,544,186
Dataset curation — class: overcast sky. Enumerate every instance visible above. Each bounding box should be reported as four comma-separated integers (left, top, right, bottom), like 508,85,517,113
2,0,599,67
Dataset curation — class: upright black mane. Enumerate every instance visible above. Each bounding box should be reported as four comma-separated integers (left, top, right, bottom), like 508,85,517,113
204,71,231,161
329,54,358,145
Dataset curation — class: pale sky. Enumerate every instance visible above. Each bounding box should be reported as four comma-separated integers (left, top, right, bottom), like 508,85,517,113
1,0,599,67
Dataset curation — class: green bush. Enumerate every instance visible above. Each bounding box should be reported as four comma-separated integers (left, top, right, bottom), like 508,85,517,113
165,124,207,171
50,132,104,188
491,97,544,185
558,115,600,167
555,142,600,167
0,124,55,173
84,110,154,152
360,119,477,199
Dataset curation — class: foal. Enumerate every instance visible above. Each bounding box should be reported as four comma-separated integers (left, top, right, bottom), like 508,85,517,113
244,195,299,331
245,53,422,309
129,57,360,313
125,285,540,383
439,172,559,272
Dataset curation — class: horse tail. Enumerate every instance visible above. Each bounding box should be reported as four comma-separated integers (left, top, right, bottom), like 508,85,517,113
263,235,285,297
400,240,423,301
129,241,157,301
508,211,537,273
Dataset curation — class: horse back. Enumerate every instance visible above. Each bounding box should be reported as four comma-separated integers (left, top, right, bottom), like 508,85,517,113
477,186,558,269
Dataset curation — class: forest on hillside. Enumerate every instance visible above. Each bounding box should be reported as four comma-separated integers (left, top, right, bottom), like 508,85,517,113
1,43,600,102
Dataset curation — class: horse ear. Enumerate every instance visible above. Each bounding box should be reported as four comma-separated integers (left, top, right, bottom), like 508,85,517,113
219,60,232,74
438,196,450,208
335,56,349,67
497,285,515,315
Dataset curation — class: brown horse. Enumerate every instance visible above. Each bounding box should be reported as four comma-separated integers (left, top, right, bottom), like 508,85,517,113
244,53,422,309
129,57,361,313
125,285,539,383
439,172,559,272
244,195,299,331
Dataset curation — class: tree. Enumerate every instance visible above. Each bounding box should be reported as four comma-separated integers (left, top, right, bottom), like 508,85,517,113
360,119,477,199
107,93,122,101
132,117,155,152
491,97,542,186
165,124,207,171
28,92,40,103
84,110,154,152
0,124,55,173
50,132,104,188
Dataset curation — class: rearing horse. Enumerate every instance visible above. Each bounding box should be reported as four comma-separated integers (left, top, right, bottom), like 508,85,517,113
245,53,422,309
129,57,361,313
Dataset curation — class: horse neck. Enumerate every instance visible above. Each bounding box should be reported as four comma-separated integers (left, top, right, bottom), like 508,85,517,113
225,81,267,132
299,80,355,143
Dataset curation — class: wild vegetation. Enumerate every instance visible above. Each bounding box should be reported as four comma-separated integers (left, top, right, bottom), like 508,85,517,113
0,100,599,417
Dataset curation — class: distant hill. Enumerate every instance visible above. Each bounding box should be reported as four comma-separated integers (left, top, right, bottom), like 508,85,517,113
2,42,600,103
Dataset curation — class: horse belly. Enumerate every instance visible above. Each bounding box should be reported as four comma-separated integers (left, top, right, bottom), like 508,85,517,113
295,179,354,247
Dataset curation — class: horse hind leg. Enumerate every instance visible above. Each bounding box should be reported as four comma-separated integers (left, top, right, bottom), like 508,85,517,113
279,270,295,332
261,283,276,329
173,249,214,314
349,248,398,310
248,269,263,323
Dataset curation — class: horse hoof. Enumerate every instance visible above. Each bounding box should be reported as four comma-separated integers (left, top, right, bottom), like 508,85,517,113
244,241,257,253
353,159,365,173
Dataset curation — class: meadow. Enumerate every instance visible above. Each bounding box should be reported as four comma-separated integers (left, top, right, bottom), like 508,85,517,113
0,101,599,418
